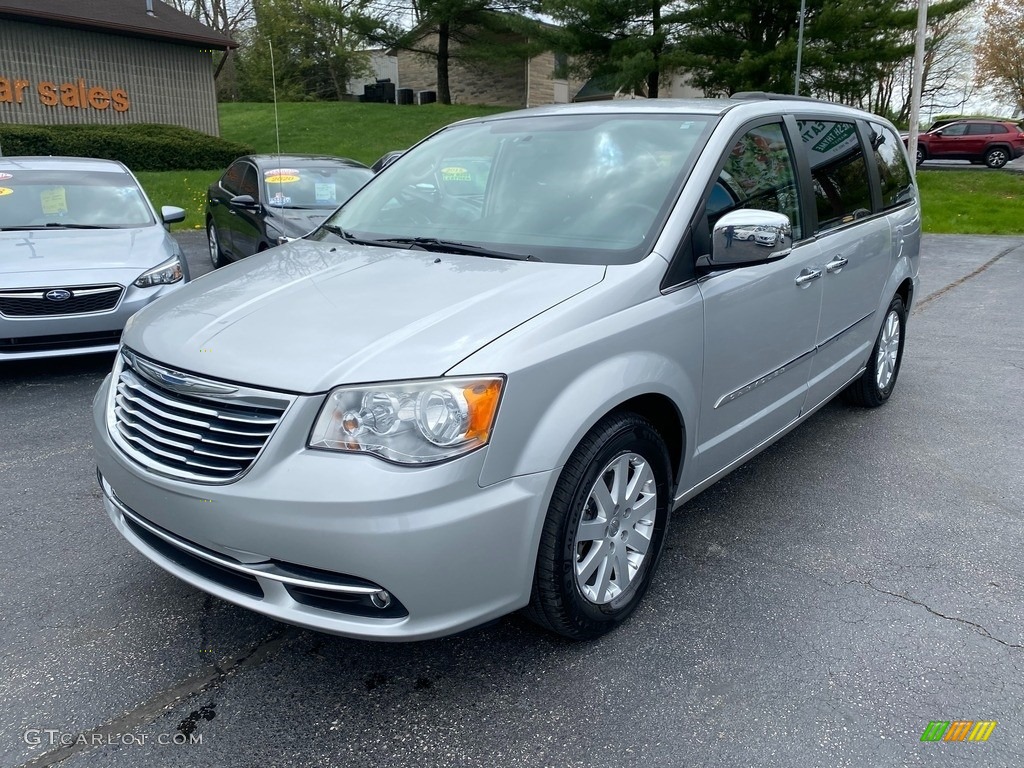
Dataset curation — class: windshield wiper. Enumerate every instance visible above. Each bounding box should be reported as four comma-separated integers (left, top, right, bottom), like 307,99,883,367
320,227,540,261
1,223,110,230
320,223,398,247
371,237,541,261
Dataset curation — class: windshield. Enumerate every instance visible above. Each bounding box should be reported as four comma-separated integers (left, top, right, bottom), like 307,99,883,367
318,113,715,264
263,165,372,210
0,168,154,229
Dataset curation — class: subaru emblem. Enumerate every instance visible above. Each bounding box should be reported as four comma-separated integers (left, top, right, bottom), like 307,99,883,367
45,289,72,302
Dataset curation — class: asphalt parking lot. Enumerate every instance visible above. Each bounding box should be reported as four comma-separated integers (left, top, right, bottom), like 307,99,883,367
2,232,1022,768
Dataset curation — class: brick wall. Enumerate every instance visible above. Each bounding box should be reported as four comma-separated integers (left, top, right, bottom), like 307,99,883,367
395,33,526,107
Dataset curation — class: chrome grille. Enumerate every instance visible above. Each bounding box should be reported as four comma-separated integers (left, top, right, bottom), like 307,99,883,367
0,285,123,317
109,350,293,483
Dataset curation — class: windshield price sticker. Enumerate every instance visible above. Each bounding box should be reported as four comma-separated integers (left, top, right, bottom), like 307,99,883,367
0,172,12,181
40,187,68,214
314,183,336,202
0,187,12,197
265,169,300,184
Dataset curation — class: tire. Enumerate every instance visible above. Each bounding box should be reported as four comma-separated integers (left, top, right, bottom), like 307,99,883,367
915,146,925,166
984,147,1009,169
207,220,227,268
843,295,906,408
526,412,672,640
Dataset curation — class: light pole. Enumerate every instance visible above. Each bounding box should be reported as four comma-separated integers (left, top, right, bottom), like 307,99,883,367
907,0,929,175
795,0,807,95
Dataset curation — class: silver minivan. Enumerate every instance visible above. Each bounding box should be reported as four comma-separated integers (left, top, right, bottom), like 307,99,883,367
92,95,920,641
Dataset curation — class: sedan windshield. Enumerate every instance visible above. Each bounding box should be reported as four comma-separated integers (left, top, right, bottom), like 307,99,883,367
263,165,372,210
0,169,154,229
319,113,714,264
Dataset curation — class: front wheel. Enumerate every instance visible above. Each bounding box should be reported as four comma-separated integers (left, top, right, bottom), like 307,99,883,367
984,147,1009,169
526,412,672,640
843,295,906,408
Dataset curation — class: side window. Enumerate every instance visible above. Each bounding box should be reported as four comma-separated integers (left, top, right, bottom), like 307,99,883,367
987,123,1008,134
870,125,914,210
798,120,872,233
240,164,259,198
941,123,967,137
705,122,802,240
221,161,246,195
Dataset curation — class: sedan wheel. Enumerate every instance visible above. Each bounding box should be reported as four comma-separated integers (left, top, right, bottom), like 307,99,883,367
915,146,925,165
985,147,1009,169
527,412,671,639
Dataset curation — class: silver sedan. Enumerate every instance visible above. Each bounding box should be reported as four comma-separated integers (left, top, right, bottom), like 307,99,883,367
0,156,188,361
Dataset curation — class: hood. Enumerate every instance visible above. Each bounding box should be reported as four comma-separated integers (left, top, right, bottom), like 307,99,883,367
0,226,177,289
269,208,333,238
124,240,605,393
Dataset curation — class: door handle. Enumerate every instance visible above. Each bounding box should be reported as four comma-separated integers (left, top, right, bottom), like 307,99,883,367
825,256,848,273
795,269,822,286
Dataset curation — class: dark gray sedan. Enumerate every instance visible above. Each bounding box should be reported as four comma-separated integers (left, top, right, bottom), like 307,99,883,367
205,154,372,267
0,156,187,361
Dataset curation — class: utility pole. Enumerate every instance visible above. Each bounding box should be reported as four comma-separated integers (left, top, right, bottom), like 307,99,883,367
907,0,929,174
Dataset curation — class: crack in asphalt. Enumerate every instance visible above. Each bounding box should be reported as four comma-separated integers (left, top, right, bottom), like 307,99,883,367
17,626,299,768
913,243,1021,314
855,581,1023,650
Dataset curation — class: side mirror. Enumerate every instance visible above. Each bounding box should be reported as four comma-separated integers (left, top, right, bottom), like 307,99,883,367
161,205,186,225
229,194,260,210
704,210,793,269
371,150,404,173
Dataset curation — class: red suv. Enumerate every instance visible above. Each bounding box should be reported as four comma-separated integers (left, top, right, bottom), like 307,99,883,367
915,119,1024,168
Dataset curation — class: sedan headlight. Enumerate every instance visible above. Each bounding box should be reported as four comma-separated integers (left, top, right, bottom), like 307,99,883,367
134,256,183,288
309,377,504,464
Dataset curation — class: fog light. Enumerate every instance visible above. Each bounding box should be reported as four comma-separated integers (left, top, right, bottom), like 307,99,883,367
370,590,392,609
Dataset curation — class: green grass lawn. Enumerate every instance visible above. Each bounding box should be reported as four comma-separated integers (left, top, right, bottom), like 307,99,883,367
136,102,1024,236
916,169,1024,235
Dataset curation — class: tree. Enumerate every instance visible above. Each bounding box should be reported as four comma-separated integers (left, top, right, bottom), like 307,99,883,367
536,1,689,99
675,0,927,103
235,0,385,101
975,0,1024,116
870,0,976,126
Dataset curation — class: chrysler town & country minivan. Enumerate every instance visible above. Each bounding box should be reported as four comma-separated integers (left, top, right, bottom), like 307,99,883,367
92,95,920,641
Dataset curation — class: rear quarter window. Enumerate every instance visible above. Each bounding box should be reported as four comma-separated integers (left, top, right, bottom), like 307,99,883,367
870,125,914,210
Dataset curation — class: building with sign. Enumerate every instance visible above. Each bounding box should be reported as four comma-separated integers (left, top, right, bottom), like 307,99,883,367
0,0,233,135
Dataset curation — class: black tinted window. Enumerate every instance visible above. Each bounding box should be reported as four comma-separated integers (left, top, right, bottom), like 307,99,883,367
798,120,872,233
941,123,967,136
240,165,259,198
222,161,246,194
871,125,914,210
706,122,802,239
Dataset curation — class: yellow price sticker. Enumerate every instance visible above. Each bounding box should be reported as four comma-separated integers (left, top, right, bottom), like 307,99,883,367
41,187,68,214
0,187,13,197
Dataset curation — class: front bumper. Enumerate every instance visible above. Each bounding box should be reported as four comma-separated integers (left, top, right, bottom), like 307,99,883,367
92,375,557,641
0,283,184,361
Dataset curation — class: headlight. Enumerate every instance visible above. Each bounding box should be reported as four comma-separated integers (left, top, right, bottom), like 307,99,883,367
309,377,504,464
134,256,183,288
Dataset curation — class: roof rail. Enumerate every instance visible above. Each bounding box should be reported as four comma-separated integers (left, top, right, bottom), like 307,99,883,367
731,91,831,104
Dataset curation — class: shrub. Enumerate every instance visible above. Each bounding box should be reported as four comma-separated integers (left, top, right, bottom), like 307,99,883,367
0,124,253,171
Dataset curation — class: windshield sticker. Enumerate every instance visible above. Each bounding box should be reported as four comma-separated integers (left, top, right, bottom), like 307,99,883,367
40,187,68,215
265,169,300,184
314,182,336,203
0,187,12,197
441,166,471,182
0,172,12,181
268,192,291,207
